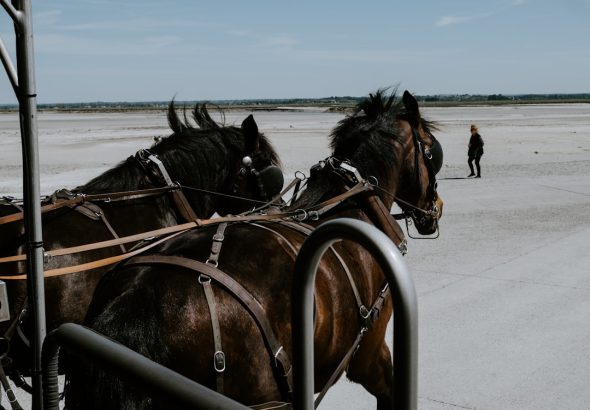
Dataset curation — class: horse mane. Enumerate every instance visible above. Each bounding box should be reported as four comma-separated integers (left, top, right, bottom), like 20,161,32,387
328,89,405,190
291,88,436,210
78,103,280,194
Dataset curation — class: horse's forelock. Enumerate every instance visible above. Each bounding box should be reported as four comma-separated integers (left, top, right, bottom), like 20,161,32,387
329,89,401,158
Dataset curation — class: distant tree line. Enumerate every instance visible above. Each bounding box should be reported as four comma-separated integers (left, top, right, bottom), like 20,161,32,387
419,93,590,103
1,93,589,111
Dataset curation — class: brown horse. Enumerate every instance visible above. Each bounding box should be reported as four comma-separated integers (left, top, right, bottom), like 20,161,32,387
0,104,282,384
64,90,443,409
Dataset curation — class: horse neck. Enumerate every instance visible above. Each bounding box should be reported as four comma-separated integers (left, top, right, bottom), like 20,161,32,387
157,151,237,218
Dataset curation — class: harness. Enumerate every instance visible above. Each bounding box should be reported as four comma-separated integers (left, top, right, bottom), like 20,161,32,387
0,150,201,401
114,159,408,408
0,146,281,405
0,130,438,406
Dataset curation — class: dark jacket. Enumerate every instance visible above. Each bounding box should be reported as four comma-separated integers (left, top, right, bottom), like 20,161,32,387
468,133,484,157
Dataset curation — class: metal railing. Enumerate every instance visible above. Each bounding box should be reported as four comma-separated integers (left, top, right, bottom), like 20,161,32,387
42,323,250,410
292,218,418,410
0,1,46,408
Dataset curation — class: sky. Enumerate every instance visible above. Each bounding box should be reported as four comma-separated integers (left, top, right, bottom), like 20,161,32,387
1,0,589,104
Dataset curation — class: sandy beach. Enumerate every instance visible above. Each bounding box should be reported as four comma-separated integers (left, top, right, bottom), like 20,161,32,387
1,103,590,409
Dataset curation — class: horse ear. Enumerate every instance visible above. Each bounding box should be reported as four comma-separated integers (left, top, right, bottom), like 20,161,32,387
241,114,260,152
402,90,420,115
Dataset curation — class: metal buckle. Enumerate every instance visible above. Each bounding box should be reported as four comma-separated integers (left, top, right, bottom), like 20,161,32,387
294,170,307,181
214,351,226,373
198,274,212,284
293,209,308,222
212,233,224,242
359,305,371,320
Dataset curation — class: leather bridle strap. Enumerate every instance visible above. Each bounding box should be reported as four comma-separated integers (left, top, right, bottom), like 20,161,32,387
123,254,294,397
146,154,199,223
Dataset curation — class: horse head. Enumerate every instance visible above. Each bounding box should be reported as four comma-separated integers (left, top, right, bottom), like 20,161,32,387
329,88,443,236
151,103,283,216
227,114,284,213
396,90,443,235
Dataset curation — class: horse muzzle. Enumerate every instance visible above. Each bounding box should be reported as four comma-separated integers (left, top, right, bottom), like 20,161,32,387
412,196,443,236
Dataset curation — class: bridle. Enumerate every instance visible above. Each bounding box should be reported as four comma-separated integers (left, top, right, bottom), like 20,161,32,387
134,148,284,210
397,125,443,237
233,155,284,203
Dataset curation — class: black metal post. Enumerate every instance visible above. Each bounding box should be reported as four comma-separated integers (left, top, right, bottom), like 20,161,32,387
1,1,46,408
292,218,418,410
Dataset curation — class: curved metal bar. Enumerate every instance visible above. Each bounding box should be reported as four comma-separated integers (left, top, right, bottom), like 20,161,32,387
42,323,250,410
292,218,418,410
0,36,19,94
0,0,22,25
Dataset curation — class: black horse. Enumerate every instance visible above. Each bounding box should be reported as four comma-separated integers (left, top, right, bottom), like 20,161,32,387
65,90,443,409
0,104,281,381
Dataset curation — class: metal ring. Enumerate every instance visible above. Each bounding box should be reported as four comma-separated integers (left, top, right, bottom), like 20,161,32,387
293,209,308,221
359,305,371,319
205,259,218,268
198,274,212,283
367,176,378,186
294,170,307,181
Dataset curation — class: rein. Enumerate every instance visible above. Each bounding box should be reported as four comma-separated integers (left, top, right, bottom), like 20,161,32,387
0,183,371,279
0,186,178,226
0,158,414,279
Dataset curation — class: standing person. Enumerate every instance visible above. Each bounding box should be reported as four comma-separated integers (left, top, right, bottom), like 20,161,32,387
468,124,484,178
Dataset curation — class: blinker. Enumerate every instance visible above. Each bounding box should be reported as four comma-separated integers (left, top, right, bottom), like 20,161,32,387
256,165,284,198
429,139,443,175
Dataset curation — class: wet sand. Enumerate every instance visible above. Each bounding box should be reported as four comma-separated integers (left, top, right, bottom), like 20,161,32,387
2,104,590,409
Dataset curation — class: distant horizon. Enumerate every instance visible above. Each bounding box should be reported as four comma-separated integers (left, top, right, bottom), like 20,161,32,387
1,92,590,108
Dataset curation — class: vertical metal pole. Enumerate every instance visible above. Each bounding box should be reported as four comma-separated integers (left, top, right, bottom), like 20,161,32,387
292,218,418,410
12,1,46,408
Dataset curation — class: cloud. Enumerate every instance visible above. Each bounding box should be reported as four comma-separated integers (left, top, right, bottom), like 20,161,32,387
260,35,301,48
435,15,476,27
34,10,62,26
436,1,528,28
35,33,189,57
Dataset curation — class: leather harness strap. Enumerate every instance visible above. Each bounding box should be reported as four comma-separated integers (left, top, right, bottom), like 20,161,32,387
123,254,294,397
360,192,407,254
146,154,200,223
202,222,228,393
66,200,127,253
0,181,374,278
0,187,177,226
